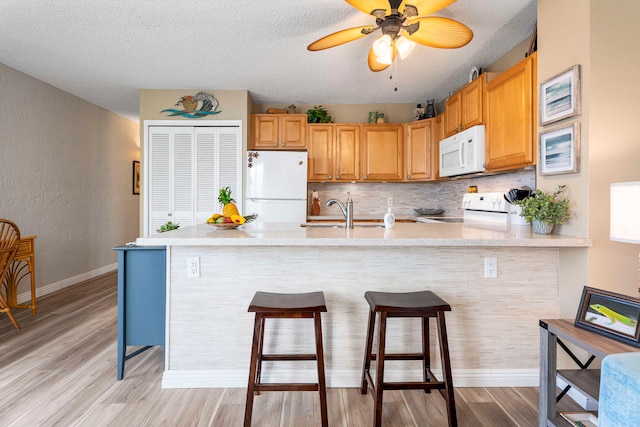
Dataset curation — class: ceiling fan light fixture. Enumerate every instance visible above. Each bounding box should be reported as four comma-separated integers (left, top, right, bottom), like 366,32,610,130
396,35,415,59
372,34,393,58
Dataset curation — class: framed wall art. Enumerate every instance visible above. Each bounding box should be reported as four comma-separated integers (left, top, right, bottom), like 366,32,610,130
575,286,640,347
539,122,580,176
132,160,140,195
540,64,581,125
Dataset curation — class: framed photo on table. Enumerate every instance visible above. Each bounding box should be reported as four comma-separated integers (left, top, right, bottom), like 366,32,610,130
575,286,640,347
540,64,581,125
539,122,580,175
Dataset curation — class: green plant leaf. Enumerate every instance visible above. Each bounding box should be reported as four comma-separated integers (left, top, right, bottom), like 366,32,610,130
513,185,570,225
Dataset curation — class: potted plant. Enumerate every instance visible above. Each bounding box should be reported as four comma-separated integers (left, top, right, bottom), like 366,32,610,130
514,185,570,234
306,105,333,123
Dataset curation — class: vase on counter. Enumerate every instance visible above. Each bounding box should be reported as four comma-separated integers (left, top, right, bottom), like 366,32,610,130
532,219,554,234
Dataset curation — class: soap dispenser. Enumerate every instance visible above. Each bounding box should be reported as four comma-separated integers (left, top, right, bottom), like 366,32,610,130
384,207,395,229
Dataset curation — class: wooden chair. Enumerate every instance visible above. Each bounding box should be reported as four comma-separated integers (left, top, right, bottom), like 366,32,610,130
0,220,21,329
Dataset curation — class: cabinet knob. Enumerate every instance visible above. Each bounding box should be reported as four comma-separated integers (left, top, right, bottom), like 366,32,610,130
407,175,411,179
273,143,278,146
460,124,465,130
364,176,368,180
336,175,340,179
282,143,286,146
328,175,332,179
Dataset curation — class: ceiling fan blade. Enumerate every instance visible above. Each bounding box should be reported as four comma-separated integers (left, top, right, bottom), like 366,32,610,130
308,26,376,51
367,45,396,72
399,0,456,17
346,0,392,16
404,17,472,48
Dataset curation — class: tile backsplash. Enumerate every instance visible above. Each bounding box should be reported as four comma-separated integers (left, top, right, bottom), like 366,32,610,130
307,170,535,218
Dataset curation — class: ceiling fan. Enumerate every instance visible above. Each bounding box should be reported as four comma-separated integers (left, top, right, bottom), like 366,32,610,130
307,0,473,72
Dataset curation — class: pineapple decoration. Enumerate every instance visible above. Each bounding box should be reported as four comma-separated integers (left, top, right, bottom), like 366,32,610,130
219,186,239,217
207,186,257,226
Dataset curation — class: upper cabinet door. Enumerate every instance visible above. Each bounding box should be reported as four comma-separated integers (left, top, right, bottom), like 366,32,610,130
460,77,483,130
404,119,435,181
250,114,307,149
334,125,360,181
280,115,306,149
485,53,536,171
307,124,334,181
252,115,279,148
361,125,403,181
444,76,484,137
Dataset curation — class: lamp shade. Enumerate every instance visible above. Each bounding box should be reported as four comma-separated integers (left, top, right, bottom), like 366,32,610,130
610,182,640,244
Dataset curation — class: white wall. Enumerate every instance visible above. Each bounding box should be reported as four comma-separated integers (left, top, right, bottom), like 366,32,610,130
0,62,140,298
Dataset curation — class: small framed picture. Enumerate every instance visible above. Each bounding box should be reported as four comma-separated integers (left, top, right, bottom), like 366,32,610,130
539,122,580,175
575,286,640,347
132,160,140,195
540,64,581,125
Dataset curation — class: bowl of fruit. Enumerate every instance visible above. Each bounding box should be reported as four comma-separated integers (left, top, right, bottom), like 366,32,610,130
206,187,258,229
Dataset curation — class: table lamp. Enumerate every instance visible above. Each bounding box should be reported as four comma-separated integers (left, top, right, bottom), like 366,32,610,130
610,182,640,294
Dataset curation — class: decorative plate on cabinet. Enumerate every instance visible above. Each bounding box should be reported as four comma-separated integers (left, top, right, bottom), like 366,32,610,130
469,66,479,82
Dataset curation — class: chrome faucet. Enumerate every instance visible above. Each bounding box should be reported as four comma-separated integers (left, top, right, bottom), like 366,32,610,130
326,192,354,229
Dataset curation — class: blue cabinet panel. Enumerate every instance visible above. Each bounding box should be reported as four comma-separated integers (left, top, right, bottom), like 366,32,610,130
113,245,166,380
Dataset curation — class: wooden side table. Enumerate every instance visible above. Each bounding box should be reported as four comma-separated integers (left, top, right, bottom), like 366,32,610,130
539,318,640,426
3,235,37,315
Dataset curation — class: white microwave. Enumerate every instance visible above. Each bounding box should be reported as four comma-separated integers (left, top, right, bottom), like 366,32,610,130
439,125,486,177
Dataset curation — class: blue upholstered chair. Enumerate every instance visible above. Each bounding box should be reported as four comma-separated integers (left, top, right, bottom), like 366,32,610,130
598,352,640,426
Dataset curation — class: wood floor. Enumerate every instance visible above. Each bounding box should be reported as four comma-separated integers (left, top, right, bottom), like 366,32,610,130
0,272,584,426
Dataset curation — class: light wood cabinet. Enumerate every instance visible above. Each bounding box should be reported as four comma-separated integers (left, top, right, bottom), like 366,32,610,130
250,114,307,149
403,119,435,181
485,52,537,171
444,76,484,137
362,124,403,181
434,113,445,179
307,124,360,182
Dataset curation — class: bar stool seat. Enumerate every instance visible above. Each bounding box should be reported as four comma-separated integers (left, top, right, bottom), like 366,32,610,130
360,290,457,427
244,291,328,427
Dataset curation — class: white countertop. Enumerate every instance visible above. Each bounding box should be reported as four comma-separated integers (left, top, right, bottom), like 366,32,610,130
136,222,592,248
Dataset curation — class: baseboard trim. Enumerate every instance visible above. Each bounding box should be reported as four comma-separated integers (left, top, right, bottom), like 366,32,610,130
161,368,539,389
16,263,118,303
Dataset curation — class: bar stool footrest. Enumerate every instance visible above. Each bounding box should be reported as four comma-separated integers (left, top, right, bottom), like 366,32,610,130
382,381,446,391
256,383,319,392
370,352,426,361
261,354,317,362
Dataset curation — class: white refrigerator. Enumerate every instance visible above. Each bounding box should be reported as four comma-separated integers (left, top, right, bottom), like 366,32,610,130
245,151,308,223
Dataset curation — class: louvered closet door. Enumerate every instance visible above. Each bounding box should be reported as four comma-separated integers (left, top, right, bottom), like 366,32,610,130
147,124,241,235
148,127,194,233
194,126,242,224
149,127,172,233
171,128,195,228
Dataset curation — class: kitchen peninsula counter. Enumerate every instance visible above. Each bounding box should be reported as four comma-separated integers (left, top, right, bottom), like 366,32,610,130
135,223,591,389
136,222,591,247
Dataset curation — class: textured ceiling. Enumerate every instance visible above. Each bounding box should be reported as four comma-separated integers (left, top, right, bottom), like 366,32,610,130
0,0,536,121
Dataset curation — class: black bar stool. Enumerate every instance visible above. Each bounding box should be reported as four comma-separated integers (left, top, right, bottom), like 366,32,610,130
244,291,328,427
360,290,457,427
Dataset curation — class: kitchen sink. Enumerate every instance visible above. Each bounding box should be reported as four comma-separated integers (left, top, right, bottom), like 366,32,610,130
300,223,385,228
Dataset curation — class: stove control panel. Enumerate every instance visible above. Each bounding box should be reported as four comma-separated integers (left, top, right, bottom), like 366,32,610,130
462,192,508,213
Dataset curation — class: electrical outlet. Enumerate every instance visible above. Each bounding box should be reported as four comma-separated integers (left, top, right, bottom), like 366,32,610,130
387,197,393,207
187,257,200,278
484,257,497,278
